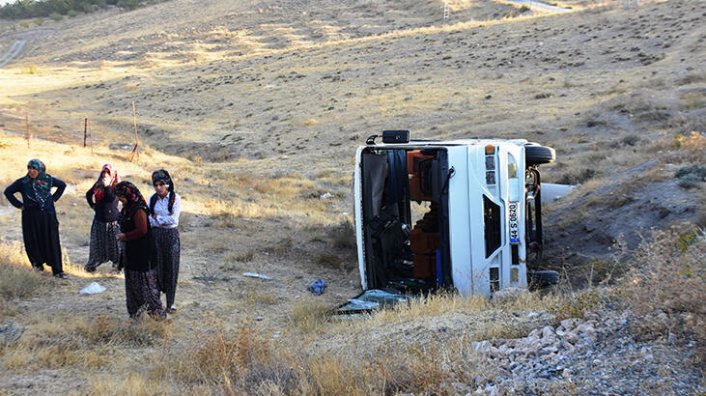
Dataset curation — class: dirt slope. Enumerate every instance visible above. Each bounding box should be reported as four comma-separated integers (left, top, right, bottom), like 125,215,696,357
6,0,702,258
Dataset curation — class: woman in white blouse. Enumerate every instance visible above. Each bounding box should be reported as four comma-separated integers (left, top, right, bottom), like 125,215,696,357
148,169,181,314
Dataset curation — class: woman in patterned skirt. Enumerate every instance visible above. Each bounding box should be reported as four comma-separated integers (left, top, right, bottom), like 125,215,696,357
4,159,68,278
84,164,121,273
115,181,165,320
149,169,181,314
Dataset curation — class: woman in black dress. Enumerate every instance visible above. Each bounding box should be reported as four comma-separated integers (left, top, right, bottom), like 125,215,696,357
114,181,165,320
84,163,121,273
4,159,68,278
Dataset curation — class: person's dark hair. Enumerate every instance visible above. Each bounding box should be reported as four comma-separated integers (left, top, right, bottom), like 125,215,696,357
150,169,176,215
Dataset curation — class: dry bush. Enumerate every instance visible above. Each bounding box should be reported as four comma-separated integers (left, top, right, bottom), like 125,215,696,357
676,71,706,86
554,289,602,321
674,164,706,189
0,241,46,300
242,284,278,306
304,344,451,395
160,325,299,394
316,252,342,269
291,298,332,333
620,224,705,350
591,89,680,130
3,313,171,370
647,131,706,164
154,291,560,394
220,249,257,272
330,219,356,249
267,236,293,257
87,373,170,396
556,168,596,185
202,198,276,219
159,324,463,395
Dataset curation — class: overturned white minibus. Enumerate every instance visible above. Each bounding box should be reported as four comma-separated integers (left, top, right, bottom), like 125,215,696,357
353,131,556,298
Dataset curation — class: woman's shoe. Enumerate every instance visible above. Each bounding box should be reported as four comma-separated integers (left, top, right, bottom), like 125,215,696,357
54,272,69,279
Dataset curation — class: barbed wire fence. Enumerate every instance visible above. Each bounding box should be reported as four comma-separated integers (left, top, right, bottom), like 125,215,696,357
0,105,142,161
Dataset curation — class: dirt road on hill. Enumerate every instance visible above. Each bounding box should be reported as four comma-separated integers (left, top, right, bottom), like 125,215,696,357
0,40,24,67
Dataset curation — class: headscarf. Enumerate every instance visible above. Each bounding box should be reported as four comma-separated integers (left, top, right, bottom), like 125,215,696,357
23,159,53,206
93,163,120,203
114,181,148,217
150,169,176,214
151,169,174,191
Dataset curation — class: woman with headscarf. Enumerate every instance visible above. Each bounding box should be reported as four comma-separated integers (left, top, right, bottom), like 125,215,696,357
148,169,181,314
4,159,68,278
84,164,121,273
114,181,165,320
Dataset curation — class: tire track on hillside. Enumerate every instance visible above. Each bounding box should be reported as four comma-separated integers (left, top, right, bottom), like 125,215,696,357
0,40,26,67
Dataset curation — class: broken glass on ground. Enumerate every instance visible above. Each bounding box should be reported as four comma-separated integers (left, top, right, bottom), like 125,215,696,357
336,289,409,315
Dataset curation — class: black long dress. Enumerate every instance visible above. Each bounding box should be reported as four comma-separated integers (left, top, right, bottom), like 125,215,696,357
4,177,66,275
120,207,165,320
85,186,121,270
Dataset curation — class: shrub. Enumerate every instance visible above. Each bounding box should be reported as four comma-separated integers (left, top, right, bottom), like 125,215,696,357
331,219,356,249
162,325,296,391
675,165,706,188
20,65,39,74
117,0,140,10
291,299,331,333
0,242,45,300
48,12,62,21
554,289,601,321
621,225,705,352
556,168,595,185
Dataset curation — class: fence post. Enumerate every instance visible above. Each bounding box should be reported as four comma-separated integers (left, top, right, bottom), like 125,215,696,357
88,118,93,154
130,101,140,161
83,117,88,148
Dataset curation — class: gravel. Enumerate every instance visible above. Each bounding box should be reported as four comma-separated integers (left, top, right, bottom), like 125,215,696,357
469,310,704,395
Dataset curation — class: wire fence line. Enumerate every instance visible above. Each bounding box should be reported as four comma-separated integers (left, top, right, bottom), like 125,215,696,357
0,109,140,155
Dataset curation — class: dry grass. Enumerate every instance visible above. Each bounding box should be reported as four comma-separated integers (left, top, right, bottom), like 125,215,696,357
156,325,296,391
3,313,171,371
290,298,332,333
613,224,706,369
242,284,279,306
0,241,45,301
152,299,538,395
154,324,441,395
86,374,171,396
620,225,705,346
645,131,706,165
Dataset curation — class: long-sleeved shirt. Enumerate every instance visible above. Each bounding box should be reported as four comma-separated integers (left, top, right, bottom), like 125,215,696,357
4,177,66,213
86,186,120,222
148,192,181,228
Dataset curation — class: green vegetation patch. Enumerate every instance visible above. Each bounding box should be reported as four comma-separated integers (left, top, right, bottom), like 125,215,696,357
0,0,169,20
